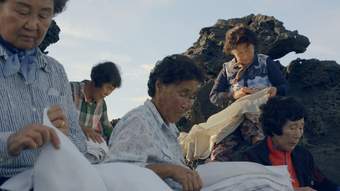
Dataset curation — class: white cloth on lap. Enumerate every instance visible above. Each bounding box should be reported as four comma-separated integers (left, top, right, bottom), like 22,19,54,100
197,161,294,191
1,108,171,191
95,163,172,191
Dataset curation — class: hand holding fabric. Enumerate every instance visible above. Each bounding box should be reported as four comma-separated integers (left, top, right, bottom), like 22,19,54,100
233,87,259,99
7,124,60,156
170,165,202,191
47,105,69,136
147,163,203,191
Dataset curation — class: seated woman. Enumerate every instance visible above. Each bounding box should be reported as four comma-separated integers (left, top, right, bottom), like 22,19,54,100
244,96,339,191
0,0,86,185
208,25,288,161
107,54,204,191
70,61,122,144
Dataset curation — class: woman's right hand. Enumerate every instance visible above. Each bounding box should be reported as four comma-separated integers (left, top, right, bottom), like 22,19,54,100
232,87,258,99
82,127,104,143
169,165,203,191
7,124,60,156
294,187,317,191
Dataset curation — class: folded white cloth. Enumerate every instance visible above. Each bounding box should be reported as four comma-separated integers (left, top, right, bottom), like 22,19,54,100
197,162,294,191
85,139,109,164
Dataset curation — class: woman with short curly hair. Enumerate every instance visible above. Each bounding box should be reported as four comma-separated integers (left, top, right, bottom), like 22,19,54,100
244,96,339,191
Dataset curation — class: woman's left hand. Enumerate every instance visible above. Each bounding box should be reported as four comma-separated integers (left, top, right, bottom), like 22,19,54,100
47,105,69,136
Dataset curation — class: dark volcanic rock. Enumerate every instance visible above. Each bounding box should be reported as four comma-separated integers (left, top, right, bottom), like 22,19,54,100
287,59,340,184
180,14,340,183
39,20,60,53
184,14,310,78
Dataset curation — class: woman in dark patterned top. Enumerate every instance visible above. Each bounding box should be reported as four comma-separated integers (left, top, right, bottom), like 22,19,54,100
208,25,288,162
210,25,288,107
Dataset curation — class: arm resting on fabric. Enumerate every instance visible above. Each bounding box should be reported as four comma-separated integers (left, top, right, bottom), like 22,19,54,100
146,163,177,179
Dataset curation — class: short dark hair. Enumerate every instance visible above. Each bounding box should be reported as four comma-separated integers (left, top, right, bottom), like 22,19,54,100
147,54,204,97
260,96,305,136
223,25,257,54
91,61,122,88
0,0,69,15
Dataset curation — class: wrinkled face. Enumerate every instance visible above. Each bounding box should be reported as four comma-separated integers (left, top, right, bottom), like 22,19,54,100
0,0,54,49
155,80,199,124
272,118,304,152
93,83,115,102
231,43,255,66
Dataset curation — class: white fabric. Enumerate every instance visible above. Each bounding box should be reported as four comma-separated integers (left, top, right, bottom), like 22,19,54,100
197,162,294,191
94,163,172,191
179,88,270,161
1,108,171,191
85,139,109,164
1,108,293,191
0,170,33,191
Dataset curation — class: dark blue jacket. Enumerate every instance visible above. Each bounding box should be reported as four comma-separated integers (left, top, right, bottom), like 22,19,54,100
244,138,338,191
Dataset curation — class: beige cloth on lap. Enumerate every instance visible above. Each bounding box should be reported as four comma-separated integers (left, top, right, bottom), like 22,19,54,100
179,88,270,161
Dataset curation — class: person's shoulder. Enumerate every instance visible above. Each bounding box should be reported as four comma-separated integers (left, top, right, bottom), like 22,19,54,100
242,139,268,162
39,53,67,74
41,53,62,66
293,145,314,161
294,145,312,154
117,105,148,124
243,140,267,159
248,139,267,152
112,104,153,137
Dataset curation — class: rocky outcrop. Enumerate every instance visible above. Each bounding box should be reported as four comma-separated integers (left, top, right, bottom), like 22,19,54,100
179,14,340,183
287,59,340,183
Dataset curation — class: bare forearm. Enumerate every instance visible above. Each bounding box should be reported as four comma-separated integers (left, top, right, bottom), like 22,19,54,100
146,163,174,179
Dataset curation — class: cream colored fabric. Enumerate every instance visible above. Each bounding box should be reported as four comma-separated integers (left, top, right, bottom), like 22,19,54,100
179,88,270,161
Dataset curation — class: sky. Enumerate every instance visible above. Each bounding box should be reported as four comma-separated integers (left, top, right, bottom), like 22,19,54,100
48,0,340,119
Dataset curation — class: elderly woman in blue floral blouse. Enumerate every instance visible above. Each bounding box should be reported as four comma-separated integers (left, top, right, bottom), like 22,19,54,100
108,54,204,191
